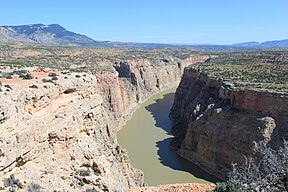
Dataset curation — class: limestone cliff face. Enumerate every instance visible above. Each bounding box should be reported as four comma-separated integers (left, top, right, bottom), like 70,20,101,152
96,56,209,134
0,74,143,191
170,67,288,179
0,55,208,191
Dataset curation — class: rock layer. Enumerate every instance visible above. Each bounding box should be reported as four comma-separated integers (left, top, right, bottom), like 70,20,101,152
0,55,208,191
170,67,288,179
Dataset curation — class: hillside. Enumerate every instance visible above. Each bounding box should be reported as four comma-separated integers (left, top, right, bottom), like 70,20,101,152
0,24,98,46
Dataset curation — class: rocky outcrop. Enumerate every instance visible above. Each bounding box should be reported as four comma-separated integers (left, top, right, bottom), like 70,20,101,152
170,67,288,180
0,73,144,191
97,56,209,134
131,183,216,192
0,54,208,191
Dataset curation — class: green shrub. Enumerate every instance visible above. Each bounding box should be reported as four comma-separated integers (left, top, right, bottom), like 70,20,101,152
75,169,91,177
14,70,28,76
78,181,84,187
42,78,54,84
29,84,38,89
28,183,43,192
84,188,98,192
20,73,33,80
48,73,57,77
3,72,13,79
215,180,244,192
4,84,12,90
3,174,24,190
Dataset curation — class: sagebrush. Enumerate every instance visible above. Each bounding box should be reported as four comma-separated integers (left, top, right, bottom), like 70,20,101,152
215,140,288,192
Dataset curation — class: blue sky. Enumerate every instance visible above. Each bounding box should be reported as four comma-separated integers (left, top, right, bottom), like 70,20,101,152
1,0,288,44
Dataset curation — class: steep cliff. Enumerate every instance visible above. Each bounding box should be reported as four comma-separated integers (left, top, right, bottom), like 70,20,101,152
0,72,144,192
96,56,209,134
170,67,288,179
0,54,208,191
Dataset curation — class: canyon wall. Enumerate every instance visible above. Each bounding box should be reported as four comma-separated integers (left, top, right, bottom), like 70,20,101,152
0,55,208,191
170,67,288,179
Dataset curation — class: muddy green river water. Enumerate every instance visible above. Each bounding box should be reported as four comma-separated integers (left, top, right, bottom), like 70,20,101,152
117,88,218,186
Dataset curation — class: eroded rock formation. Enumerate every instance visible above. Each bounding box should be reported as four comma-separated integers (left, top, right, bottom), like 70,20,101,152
0,55,208,191
170,67,288,179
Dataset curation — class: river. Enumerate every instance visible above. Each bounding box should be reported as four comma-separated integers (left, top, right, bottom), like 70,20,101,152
117,87,218,186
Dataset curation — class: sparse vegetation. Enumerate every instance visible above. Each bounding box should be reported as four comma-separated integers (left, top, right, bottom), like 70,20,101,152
214,140,288,192
75,169,91,177
29,84,38,89
28,183,43,192
4,84,12,90
14,70,28,76
84,188,99,192
0,43,199,75
48,72,57,77
193,51,288,92
19,73,33,80
3,174,24,191
42,78,55,84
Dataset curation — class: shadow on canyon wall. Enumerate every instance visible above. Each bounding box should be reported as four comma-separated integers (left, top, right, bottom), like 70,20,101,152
145,92,220,183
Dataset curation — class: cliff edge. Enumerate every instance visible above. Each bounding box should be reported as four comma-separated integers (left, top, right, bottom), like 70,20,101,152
170,67,288,180
0,52,208,191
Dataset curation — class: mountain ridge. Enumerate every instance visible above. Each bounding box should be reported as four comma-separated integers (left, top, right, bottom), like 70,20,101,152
1,23,288,49
0,23,99,46
230,39,288,48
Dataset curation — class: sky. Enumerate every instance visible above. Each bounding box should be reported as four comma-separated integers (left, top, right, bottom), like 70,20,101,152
1,0,288,44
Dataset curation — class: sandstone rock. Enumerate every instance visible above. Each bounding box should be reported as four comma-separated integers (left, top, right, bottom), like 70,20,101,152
0,72,143,191
0,54,208,191
131,183,216,192
170,67,288,179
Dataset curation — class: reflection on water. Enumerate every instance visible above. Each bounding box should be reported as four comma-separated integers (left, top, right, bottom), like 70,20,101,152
117,88,219,186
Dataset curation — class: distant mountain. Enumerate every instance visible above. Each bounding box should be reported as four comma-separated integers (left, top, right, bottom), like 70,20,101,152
1,24,288,49
231,41,260,47
0,24,98,46
231,39,288,49
0,26,34,43
260,39,288,48
0,24,183,48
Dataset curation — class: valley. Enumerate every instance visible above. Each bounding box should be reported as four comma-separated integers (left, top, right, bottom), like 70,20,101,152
0,44,209,191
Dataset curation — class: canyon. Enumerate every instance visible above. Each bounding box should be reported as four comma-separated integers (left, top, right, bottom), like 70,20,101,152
170,67,288,179
0,50,209,191
1,44,287,191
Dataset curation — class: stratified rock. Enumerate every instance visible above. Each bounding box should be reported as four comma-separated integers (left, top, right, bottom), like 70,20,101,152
170,67,288,179
0,54,208,191
0,72,143,191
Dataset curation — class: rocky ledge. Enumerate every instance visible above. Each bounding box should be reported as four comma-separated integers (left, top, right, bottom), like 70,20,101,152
131,183,215,192
170,67,288,180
